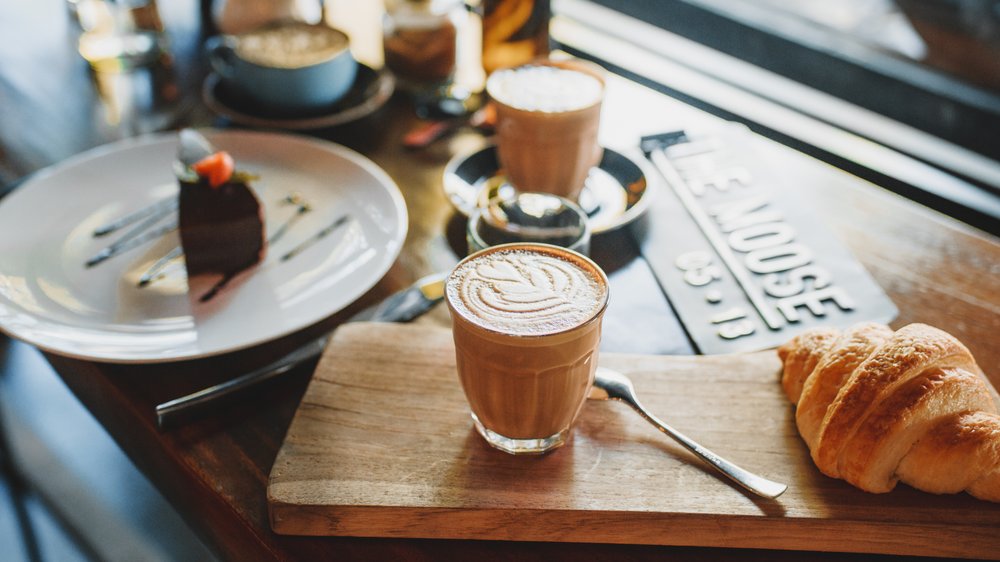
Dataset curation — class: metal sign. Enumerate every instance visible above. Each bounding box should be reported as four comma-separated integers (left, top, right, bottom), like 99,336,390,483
638,125,897,354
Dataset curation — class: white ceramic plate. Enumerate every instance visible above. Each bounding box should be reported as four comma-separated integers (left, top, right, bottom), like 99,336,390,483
0,130,407,363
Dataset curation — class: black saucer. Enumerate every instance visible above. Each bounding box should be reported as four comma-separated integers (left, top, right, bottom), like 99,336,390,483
442,144,654,234
202,63,395,130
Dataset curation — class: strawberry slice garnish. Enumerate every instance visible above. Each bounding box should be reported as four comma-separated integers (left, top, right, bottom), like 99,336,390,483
192,151,235,188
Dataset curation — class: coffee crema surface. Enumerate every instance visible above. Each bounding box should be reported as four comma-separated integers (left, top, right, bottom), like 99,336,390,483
486,65,603,113
447,247,607,337
235,24,348,69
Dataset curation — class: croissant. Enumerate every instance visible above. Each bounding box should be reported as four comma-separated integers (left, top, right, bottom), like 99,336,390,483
778,322,1000,502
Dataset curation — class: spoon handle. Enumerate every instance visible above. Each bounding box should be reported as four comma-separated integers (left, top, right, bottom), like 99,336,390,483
622,395,787,499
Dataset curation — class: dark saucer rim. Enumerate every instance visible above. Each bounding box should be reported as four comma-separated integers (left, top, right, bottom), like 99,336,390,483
442,143,656,235
202,63,395,129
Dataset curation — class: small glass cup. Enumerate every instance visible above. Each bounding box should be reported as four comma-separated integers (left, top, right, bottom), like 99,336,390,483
467,192,591,256
445,243,610,454
486,57,605,202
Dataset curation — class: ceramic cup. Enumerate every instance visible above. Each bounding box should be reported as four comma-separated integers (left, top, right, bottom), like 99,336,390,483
207,22,357,112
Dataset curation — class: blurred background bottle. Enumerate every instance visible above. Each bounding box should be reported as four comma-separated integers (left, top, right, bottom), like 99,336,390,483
66,0,181,134
383,0,465,93
480,0,550,75
71,0,166,71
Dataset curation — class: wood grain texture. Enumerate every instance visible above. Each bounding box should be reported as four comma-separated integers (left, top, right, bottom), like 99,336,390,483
3,3,999,561
23,77,1000,562
268,323,1000,559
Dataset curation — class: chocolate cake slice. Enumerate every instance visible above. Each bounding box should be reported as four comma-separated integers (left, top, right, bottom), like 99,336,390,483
178,149,266,279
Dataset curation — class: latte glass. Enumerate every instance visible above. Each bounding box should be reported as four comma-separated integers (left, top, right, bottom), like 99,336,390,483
445,243,609,454
486,58,605,202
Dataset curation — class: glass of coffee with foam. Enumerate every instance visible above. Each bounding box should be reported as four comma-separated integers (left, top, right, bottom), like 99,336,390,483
445,243,609,454
486,58,605,202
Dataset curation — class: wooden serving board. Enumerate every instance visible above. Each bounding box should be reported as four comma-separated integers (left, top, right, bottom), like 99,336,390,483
267,323,1000,559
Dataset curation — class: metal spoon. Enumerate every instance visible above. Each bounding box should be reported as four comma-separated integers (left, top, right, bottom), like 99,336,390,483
590,367,787,499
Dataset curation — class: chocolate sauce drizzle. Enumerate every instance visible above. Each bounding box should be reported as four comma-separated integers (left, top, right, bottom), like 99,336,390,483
90,190,350,303
199,271,236,303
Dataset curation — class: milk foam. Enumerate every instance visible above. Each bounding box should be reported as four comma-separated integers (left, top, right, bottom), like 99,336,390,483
236,24,347,68
447,248,607,336
487,65,603,113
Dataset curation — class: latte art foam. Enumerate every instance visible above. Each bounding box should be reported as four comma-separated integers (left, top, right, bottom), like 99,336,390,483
447,248,607,336
235,23,348,69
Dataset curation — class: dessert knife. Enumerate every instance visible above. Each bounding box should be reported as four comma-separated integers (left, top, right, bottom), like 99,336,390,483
155,271,448,428
349,271,447,322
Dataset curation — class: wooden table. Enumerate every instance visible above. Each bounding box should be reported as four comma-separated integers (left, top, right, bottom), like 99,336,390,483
2,1,999,560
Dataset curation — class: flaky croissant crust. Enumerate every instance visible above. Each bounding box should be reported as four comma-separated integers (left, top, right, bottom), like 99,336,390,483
779,322,1000,502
